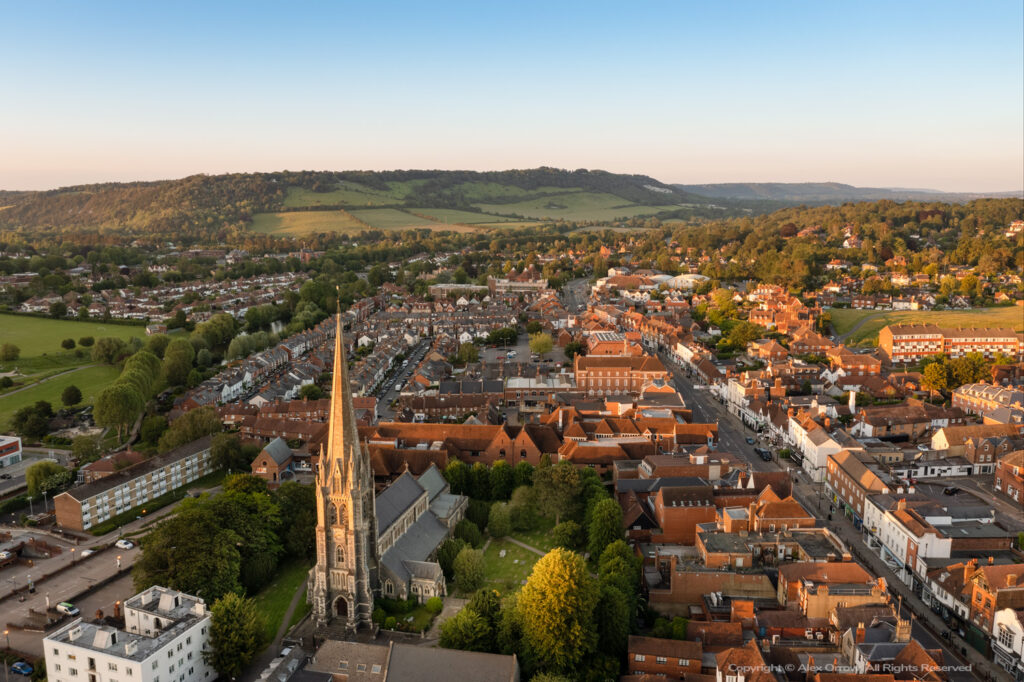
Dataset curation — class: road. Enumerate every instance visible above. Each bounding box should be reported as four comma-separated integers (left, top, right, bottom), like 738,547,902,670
561,277,590,313
659,351,996,681
375,340,430,420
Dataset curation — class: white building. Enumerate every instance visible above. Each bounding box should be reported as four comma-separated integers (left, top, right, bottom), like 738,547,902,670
0,435,22,469
45,586,214,682
993,608,1024,681
788,415,843,482
861,497,951,587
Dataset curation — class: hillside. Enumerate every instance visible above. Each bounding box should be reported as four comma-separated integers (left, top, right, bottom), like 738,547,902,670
673,181,1023,204
0,168,763,240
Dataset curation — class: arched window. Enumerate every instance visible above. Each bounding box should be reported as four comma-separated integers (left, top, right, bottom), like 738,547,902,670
335,545,345,564
385,580,394,596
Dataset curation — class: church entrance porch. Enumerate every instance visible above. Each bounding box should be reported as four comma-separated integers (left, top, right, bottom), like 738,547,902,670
334,596,348,619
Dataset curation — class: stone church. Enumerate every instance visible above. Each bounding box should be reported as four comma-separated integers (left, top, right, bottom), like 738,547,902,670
308,314,466,631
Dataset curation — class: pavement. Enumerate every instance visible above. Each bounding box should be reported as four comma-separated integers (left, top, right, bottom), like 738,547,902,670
660,351,1004,682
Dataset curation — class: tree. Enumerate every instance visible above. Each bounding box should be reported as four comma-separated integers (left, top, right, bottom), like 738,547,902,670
274,481,316,557
61,338,76,350
529,332,553,356
211,433,248,471
551,520,582,550
508,485,539,530
470,462,491,499
453,548,485,593
204,593,265,680
726,321,765,349
564,341,585,360
0,343,20,362
145,334,171,359
516,548,598,675
488,502,511,538
532,460,580,525
140,415,168,445
439,607,492,652
587,498,623,559
49,301,67,318
454,519,483,548
71,436,100,464
26,460,67,496
158,406,221,452
94,383,143,440
12,402,51,439
91,337,127,365
467,588,503,631
444,460,470,495
299,384,323,400
457,342,479,364
922,361,949,393
489,460,514,500
437,538,469,580
78,336,94,347
513,461,534,488
594,583,630,657
61,384,82,407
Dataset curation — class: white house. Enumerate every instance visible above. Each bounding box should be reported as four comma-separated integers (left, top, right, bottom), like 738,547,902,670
993,608,1024,681
45,586,214,682
788,415,843,481
862,496,952,587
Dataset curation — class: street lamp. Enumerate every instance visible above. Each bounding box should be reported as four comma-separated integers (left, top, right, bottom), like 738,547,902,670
71,548,76,564
117,555,122,570
4,628,9,650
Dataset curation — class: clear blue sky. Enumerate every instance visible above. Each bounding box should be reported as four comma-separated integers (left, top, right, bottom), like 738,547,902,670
1,1,1021,191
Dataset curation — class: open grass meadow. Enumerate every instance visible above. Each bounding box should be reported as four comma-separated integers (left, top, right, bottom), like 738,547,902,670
0,364,120,430
0,313,146,359
830,306,1024,345
347,208,475,232
282,184,403,208
474,191,672,221
406,207,522,225
249,210,370,236
252,559,314,645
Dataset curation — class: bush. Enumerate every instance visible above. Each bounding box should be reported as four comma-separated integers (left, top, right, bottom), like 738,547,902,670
487,502,511,538
466,498,491,530
384,616,397,630
372,608,386,624
79,336,95,347
552,520,582,549
453,548,485,593
61,338,76,350
0,376,13,388
425,597,443,614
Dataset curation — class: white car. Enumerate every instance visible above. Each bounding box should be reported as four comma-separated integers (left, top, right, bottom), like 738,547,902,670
115,539,135,550
79,549,95,558
56,602,80,616
0,550,13,561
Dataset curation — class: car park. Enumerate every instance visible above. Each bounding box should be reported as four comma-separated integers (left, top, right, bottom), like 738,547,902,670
115,539,135,550
56,601,80,616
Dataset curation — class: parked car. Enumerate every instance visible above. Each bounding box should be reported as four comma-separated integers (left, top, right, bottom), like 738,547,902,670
754,447,772,461
115,539,135,550
0,550,13,560
943,486,960,496
0,473,12,479
745,437,755,445
80,549,95,558
11,662,33,676
56,602,80,616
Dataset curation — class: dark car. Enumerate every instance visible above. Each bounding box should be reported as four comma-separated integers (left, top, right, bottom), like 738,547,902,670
0,473,12,479
754,447,772,461
943,486,959,495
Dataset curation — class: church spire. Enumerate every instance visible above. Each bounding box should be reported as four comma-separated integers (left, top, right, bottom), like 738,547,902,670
321,306,366,488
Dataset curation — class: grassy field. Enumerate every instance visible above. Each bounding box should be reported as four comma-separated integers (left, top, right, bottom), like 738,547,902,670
0,314,145,358
249,210,369,236
830,306,1024,345
475,191,672,221
450,182,583,202
252,559,313,645
282,184,402,208
406,207,521,225
479,538,543,594
348,208,474,232
0,364,120,430
508,517,558,553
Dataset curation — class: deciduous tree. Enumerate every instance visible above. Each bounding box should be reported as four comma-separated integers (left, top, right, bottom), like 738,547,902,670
203,593,265,680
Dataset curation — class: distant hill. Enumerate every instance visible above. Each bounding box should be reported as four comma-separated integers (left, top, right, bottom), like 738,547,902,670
0,168,759,239
673,181,1022,204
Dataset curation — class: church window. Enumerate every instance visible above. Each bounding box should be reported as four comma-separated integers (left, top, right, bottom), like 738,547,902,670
385,580,394,596
335,545,345,563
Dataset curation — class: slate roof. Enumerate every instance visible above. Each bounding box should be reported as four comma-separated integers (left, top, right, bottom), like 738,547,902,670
376,472,426,537
416,464,447,500
380,512,448,584
262,437,293,465
383,643,519,682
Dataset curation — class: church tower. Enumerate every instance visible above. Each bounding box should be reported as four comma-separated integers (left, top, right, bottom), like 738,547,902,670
309,312,377,631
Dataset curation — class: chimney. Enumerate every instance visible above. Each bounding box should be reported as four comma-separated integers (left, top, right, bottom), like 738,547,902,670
989,556,994,565
896,498,906,511
894,617,911,643
964,559,978,583
114,601,121,619
849,390,856,414
824,417,832,430
855,622,866,643
1007,573,1019,587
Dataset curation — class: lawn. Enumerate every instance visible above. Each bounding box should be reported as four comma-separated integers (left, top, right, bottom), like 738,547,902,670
478,538,543,594
0,314,145,359
249,210,370,236
830,306,1024,345
0,364,120,430
252,559,313,645
474,191,673,222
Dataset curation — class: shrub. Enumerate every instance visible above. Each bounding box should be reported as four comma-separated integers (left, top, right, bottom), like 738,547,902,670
372,608,386,624
552,520,582,549
384,616,397,630
425,597,443,614
487,502,511,538
454,519,482,548
453,548,485,593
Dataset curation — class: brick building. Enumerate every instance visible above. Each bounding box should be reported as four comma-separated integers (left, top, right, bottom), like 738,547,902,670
574,354,669,395
627,635,702,678
994,450,1024,505
879,325,1023,364
250,437,294,487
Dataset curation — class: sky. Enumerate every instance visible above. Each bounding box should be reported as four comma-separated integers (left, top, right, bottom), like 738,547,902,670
1,1,1022,192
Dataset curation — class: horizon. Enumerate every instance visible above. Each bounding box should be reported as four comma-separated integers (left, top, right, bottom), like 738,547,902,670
1,1,1022,193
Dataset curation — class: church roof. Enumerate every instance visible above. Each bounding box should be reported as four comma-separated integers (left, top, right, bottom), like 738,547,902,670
380,512,448,584
376,471,426,537
416,464,447,501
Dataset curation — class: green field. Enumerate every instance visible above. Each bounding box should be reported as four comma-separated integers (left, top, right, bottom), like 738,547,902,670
252,559,314,645
478,538,543,594
475,191,673,221
348,208,474,232
508,517,558,553
0,314,146,358
0,364,120,430
249,210,369,236
407,207,521,225
831,306,1024,345
282,184,402,208
448,182,583,202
